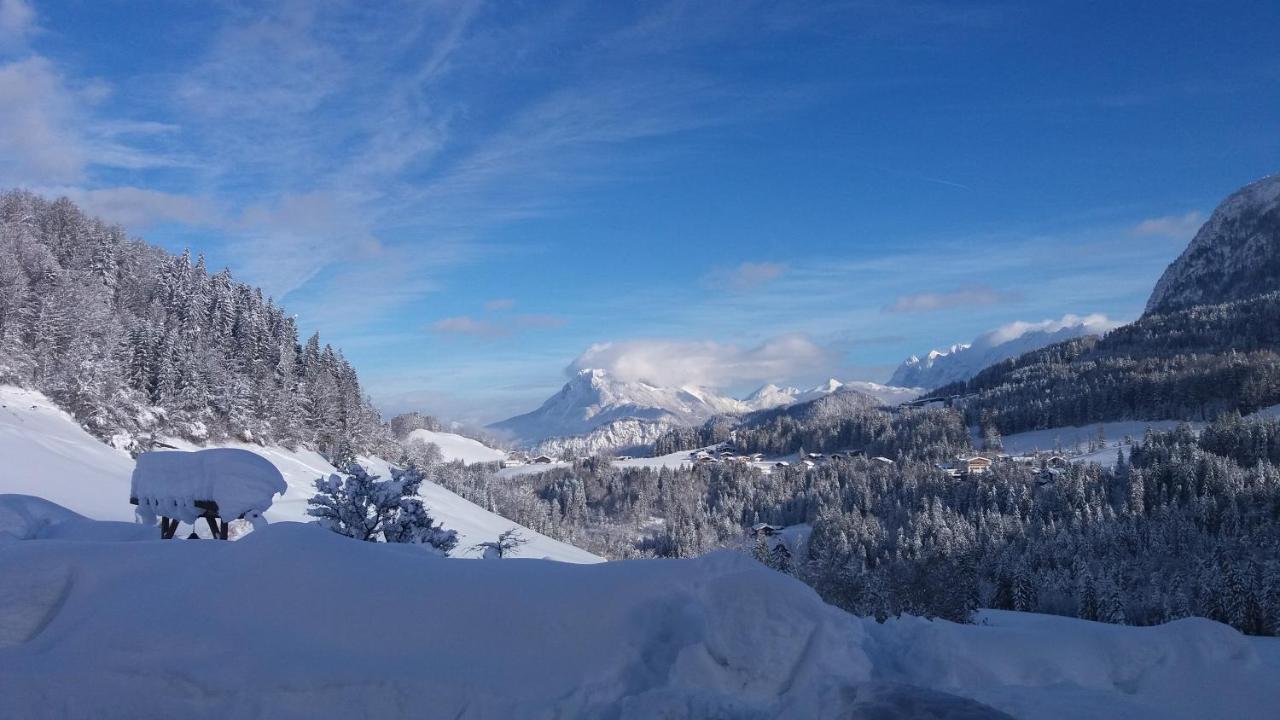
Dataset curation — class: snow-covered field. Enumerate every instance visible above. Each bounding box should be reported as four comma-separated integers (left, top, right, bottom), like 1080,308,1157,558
0,385,597,562
407,428,506,464
994,405,1280,468
0,519,1276,719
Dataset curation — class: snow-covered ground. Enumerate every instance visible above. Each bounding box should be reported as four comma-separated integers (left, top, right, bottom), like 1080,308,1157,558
994,405,1280,468
0,519,1276,719
0,385,597,562
407,428,506,464
992,419,1196,468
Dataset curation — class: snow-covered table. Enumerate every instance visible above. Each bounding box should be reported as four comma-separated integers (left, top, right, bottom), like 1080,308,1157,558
129,449,286,539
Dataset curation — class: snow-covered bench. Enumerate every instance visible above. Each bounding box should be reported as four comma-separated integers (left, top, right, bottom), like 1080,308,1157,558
130,449,286,539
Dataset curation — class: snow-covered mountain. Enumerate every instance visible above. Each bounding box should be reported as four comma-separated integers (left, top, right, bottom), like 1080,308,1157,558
890,314,1120,390
490,368,748,445
1146,174,1280,315
493,370,920,450
743,379,921,409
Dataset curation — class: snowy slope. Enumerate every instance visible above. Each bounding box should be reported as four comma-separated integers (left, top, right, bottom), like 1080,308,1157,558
0,385,598,563
0,386,136,522
892,314,1119,389
1,523,1276,719
406,428,506,464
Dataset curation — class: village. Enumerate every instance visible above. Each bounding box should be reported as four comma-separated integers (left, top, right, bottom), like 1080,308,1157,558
684,443,1071,482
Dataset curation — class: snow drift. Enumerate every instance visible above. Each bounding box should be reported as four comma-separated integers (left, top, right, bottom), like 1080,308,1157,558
0,520,1276,719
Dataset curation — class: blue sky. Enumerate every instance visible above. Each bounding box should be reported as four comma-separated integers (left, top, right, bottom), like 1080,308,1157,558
2,0,1278,423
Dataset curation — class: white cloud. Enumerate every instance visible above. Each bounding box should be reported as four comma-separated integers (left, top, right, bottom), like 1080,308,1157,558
975,313,1121,348
1130,211,1204,239
706,261,787,291
567,333,833,388
0,57,87,185
884,285,1020,313
484,298,516,311
0,0,35,49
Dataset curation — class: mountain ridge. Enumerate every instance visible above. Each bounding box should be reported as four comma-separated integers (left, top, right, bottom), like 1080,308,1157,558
1146,174,1280,315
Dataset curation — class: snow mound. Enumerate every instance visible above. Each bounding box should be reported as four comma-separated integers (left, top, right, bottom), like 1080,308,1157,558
1,515,1276,719
0,495,154,543
0,526,950,718
407,428,505,464
868,610,1280,720
131,449,287,525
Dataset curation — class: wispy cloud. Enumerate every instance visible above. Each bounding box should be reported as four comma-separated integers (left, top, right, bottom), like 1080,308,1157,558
484,298,516,311
52,186,216,229
706,261,787,291
883,285,1021,313
430,313,566,339
1130,211,1203,239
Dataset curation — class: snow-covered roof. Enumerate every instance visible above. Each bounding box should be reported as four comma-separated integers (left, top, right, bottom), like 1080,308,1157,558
130,449,286,524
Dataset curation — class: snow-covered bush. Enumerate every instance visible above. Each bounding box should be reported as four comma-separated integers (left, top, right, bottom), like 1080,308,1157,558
307,465,457,554
472,528,528,559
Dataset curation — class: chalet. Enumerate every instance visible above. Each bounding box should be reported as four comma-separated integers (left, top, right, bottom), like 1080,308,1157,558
801,459,817,469
1039,466,1065,484
959,456,993,475
774,461,790,467
936,463,961,478
531,455,556,464
1043,455,1068,468
751,523,785,538
872,456,894,465
847,449,867,458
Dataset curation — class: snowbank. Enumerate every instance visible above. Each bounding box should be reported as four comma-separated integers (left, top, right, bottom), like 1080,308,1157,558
867,609,1280,720
0,525,885,718
131,448,286,525
1,521,1275,719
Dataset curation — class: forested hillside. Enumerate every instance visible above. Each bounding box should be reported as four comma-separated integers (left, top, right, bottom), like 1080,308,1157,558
442,411,1280,636
929,292,1280,435
0,191,391,457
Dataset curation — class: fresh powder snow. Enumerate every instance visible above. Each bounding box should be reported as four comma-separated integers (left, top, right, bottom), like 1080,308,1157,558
0,518,1276,719
131,448,287,526
0,385,598,563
